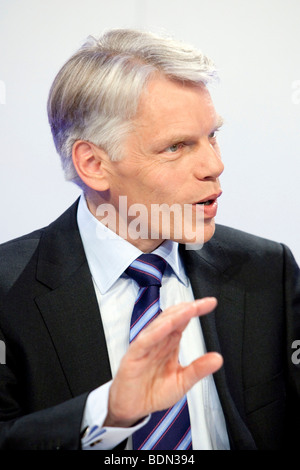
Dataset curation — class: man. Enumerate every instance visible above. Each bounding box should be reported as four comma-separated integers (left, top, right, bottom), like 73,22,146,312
0,29,299,451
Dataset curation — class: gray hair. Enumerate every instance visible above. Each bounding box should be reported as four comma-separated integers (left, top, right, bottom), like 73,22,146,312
47,28,218,185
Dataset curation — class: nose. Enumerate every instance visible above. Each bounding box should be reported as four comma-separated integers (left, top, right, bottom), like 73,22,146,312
194,139,224,181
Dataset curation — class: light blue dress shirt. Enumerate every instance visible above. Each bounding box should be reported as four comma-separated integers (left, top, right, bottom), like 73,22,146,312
77,195,229,450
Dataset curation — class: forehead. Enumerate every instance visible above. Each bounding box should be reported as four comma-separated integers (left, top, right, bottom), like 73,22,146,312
133,75,218,136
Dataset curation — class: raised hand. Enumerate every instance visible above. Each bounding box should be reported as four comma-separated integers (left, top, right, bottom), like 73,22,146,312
104,297,223,428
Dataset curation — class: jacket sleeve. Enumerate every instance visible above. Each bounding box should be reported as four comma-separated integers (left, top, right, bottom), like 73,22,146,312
0,329,89,450
283,243,300,398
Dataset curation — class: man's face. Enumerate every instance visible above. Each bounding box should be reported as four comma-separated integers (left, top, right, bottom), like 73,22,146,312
100,75,224,252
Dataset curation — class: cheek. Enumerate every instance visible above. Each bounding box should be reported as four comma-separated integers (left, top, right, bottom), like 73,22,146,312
152,167,192,202
114,155,190,202
131,164,168,193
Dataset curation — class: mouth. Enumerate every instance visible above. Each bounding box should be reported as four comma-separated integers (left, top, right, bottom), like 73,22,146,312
192,191,222,219
197,199,215,206
194,192,222,206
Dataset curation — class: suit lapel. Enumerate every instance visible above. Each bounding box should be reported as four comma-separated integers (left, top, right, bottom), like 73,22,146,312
34,200,112,397
181,241,257,449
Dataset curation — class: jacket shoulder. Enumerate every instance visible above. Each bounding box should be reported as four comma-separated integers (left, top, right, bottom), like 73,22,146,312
214,224,285,256
0,200,80,298
204,224,293,277
0,230,43,298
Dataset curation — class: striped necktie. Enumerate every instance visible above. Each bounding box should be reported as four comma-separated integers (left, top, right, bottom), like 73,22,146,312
126,254,193,450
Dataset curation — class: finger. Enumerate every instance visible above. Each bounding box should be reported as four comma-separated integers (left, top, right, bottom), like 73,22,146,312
143,297,217,340
132,303,192,355
131,297,217,356
180,352,223,392
159,297,217,322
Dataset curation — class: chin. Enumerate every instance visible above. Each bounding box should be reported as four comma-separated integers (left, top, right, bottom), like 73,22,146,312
173,219,216,247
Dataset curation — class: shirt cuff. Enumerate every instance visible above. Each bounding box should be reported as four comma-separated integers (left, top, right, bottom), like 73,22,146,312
81,380,150,450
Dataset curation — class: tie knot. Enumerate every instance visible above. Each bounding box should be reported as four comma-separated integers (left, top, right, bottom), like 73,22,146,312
126,254,167,287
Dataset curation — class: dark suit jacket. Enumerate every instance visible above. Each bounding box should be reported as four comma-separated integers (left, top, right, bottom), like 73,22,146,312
0,200,299,450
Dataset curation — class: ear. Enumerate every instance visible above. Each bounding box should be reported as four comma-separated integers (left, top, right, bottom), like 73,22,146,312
72,140,110,191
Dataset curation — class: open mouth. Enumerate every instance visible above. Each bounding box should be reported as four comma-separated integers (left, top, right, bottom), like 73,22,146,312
197,199,215,206
195,191,222,207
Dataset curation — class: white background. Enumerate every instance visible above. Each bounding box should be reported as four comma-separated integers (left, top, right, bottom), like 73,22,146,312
0,0,299,263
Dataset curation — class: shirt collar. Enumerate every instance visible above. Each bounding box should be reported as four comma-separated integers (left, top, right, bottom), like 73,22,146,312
77,194,188,294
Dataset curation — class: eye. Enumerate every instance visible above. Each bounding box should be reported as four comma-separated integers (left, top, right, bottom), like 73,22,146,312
209,130,220,146
165,142,185,153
